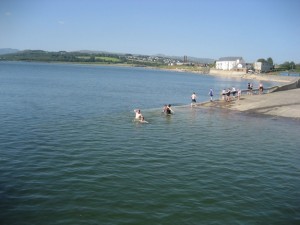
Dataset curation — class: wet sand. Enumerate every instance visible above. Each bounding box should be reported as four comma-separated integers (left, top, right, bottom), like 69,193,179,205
199,88,300,119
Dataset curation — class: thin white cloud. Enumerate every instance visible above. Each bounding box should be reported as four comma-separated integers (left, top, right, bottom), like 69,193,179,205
5,12,11,16
58,20,65,25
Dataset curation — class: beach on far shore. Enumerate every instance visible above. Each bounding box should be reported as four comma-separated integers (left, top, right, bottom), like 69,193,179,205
209,69,298,83
157,67,298,83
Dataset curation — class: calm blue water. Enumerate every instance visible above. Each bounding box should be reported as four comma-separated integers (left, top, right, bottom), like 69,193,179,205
280,72,300,77
0,61,299,225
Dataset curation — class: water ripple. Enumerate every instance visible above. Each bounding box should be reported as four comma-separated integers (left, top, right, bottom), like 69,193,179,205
1,63,299,225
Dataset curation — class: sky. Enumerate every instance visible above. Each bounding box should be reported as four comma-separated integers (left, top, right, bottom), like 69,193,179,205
0,0,299,64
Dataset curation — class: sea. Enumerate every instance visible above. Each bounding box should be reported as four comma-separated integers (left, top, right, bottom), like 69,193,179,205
0,61,299,225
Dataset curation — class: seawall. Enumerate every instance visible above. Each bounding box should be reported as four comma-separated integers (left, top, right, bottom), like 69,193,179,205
272,78,300,92
209,69,246,77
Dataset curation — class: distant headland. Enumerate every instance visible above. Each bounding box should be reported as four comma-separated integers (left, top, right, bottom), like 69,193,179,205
0,48,299,82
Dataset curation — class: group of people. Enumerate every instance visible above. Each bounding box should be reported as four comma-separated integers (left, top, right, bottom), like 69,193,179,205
247,82,264,95
221,87,241,102
134,109,148,123
135,83,264,123
190,88,214,107
134,104,174,123
221,82,264,102
162,104,174,115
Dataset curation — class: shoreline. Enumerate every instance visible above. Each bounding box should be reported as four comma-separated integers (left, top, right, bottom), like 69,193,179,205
199,87,300,120
209,69,297,83
3,60,299,84
165,67,298,83
3,60,299,119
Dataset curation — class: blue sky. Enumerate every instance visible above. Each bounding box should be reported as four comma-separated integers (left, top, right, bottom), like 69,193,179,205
1,0,299,64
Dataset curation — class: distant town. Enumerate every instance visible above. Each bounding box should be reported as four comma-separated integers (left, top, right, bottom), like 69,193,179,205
0,48,298,74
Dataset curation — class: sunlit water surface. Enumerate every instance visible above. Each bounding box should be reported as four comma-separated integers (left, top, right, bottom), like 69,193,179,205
0,62,299,225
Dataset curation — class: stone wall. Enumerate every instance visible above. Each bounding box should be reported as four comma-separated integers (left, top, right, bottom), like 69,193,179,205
272,79,300,92
209,69,246,76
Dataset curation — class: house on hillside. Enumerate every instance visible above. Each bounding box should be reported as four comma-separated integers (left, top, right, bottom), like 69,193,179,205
215,57,245,70
254,62,273,73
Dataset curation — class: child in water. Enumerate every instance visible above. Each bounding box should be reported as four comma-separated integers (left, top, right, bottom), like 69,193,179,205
139,116,148,123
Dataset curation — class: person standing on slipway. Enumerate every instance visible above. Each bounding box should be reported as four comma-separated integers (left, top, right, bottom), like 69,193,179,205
208,88,213,101
191,92,197,107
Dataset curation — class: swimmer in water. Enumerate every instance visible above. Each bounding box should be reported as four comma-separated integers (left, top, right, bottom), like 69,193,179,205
134,109,142,120
139,116,148,123
162,104,168,113
166,104,174,115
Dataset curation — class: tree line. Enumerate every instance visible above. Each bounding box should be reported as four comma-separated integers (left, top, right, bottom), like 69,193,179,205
0,50,164,67
0,50,125,63
1,50,298,71
257,57,298,71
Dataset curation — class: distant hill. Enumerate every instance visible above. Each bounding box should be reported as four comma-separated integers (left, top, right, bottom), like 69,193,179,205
0,48,19,55
184,56,215,64
0,48,216,66
154,54,215,64
76,51,215,64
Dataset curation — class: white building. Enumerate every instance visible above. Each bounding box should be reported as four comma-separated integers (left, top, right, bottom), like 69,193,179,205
254,62,273,73
215,57,245,70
